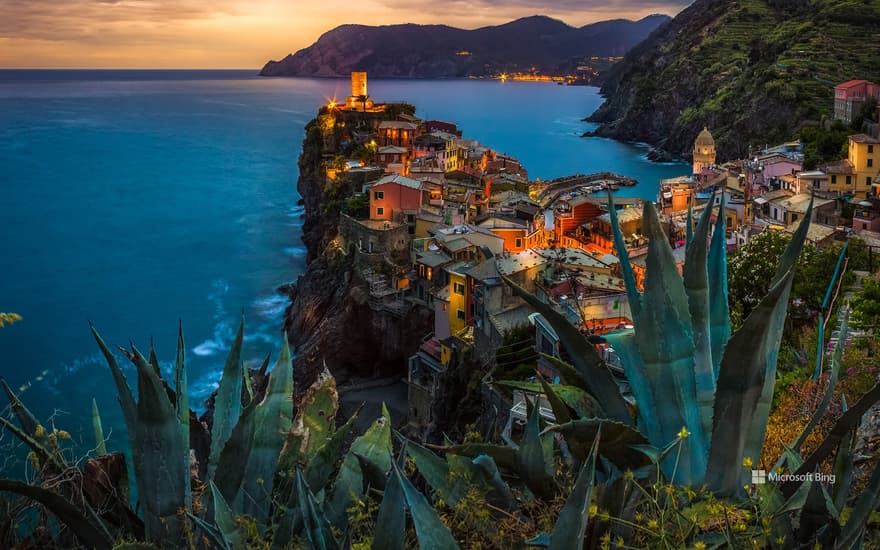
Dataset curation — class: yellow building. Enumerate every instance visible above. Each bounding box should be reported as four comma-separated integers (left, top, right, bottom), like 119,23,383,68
849,134,880,197
445,262,471,335
693,127,716,175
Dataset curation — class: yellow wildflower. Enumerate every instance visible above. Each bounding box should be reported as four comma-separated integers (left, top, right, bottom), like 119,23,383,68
742,456,753,468
678,426,690,439
34,424,45,438
694,542,707,550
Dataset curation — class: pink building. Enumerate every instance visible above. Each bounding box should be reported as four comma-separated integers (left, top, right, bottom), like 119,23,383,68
835,80,880,124
369,175,424,221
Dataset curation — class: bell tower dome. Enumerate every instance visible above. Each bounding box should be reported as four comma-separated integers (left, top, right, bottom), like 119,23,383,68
693,127,716,175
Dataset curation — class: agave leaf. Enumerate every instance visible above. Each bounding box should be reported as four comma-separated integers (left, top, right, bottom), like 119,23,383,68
516,396,556,499
781,381,880,499
239,333,294,520
549,429,599,550
0,478,113,550
214,400,256,506
472,454,516,510
297,367,339,460
296,469,338,550
545,419,649,471
682,188,717,438
174,323,191,511
831,402,856,511
1,379,42,442
211,481,245,550
92,398,107,456
393,463,461,550
355,452,388,493
302,411,358,493
373,468,406,550
258,351,271,377
838,454,880,548
208,316,245,481
632,201,707,484
602,330,660,445
797,479,839,545
327,403,392,528
90,323,136,428
126,344,188,543
538,353,590,393
707,191,730,377
435,443,517,471
503,278,631,424
526,533,551,547
495,379,600,420
705,268,796,496
606,190,641,318
792,315,848,455
404,437,450,492
686,197,694,251
782,444,804,471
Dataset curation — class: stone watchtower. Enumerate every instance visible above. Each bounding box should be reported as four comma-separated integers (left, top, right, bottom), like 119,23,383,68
693,127,716,175
345,71,374,110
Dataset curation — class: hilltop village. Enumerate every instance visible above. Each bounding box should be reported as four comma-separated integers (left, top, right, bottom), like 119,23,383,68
286,72,880,441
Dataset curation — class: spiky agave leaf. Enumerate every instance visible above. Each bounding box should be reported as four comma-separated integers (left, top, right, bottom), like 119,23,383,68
1,379,42,442
471,454,516,510
516,395,556,499
296,469,338,550
92,398,107,456
433,442,517,471
239,333,294,520
403,437,450,493
503,278,630,424
549,429,599,550
606,191,641,318
214,400,256,506
0,479,113,550
326,404,392,528
210,481,245,550
831,396,856,512
797,479,840,545
602,330,660,445
208,316,245,482
706,191,730,377
373,467,406,550
495,379,600,420
543,419,649,472
302,411,358,493
392,462,461,550
630,201,707,484
174,323,191,511
682,188,717,438
837,449,880,547
90,324,136,429
125,344,188,543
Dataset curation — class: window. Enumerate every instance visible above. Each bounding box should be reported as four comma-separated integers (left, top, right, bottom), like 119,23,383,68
869,145,874,154
456,309,466,321
515,238,523,248
453,282,465,295
442,303,447,312
791,214,798,223
831,175,837,184
868,177,873,187
869,158,874,168
846,175,852,185
374,191,384,200
376,207,384,216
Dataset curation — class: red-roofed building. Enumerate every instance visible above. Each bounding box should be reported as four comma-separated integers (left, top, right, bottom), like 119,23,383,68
369,175,424,221
835,80,880,124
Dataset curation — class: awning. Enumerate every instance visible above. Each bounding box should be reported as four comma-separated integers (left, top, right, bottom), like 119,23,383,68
754,197,769,205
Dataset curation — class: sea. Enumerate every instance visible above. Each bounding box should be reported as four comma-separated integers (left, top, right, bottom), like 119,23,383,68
0,70,687,455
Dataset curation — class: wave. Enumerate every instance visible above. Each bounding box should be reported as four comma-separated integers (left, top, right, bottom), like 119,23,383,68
283,246,307,258
253,294,288,320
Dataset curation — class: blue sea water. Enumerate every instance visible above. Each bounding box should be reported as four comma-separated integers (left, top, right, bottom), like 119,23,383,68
0,70,687,453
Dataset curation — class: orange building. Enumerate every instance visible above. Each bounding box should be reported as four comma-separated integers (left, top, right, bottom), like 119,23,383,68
369,175,424,221
553,196,605,247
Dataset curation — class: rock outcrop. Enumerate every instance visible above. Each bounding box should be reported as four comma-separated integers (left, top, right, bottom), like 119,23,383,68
282,117,432,390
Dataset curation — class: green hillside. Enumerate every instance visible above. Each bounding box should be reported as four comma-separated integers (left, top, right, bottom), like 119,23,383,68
589,0,880,160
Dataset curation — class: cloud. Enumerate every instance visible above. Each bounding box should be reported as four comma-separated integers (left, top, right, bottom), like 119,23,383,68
0,0,240,42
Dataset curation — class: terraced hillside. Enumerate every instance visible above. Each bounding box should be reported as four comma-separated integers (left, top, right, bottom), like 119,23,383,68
589,0,880,160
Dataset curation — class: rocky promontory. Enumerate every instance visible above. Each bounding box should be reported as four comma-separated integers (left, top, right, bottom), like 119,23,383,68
282,114,432,390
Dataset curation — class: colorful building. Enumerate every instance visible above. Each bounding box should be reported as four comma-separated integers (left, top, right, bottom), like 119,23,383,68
849,134,880,198
368,175,424,221
834,80,880,124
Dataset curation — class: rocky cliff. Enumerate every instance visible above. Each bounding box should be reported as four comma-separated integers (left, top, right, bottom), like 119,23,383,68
282,116,432,389
260,15,669,78
588,0,880,160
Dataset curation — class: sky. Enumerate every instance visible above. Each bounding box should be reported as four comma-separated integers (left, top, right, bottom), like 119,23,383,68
0,0,691,69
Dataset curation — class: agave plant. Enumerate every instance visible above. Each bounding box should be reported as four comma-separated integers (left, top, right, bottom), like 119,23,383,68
502,191,880,501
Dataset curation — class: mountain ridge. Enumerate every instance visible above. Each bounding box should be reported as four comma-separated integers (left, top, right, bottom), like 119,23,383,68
260,14,670,78
588,0,880,160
